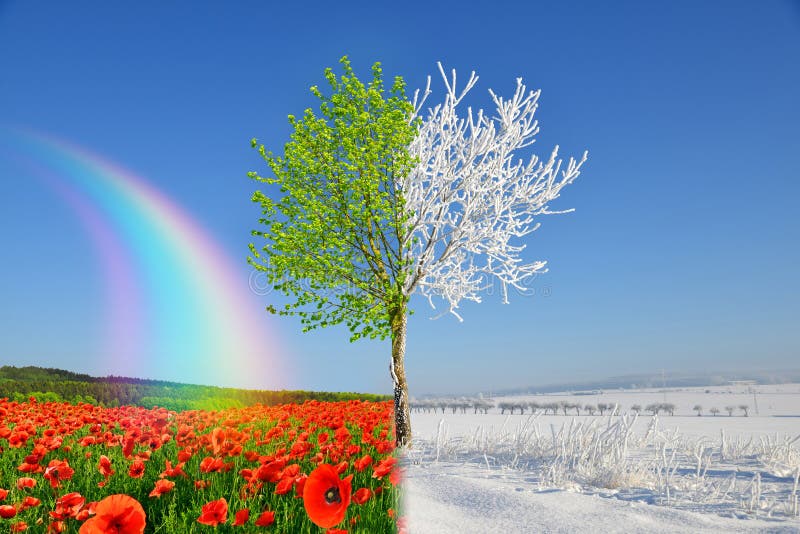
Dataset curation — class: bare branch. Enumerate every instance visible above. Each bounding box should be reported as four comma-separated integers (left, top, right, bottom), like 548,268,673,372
401,65,587,318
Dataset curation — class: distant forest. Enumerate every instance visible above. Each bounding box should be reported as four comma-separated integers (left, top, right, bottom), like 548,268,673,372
0,365,390,411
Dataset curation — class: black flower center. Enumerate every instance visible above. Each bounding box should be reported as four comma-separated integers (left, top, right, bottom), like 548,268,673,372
324,486,341,504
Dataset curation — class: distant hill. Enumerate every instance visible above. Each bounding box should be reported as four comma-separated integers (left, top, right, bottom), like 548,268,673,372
444,369,800,398
0,365,96,382
0,365,205,387
0,365,390,410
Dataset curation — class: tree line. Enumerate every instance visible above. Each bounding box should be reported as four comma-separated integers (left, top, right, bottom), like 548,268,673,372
411,398,752,417
0,366,389,410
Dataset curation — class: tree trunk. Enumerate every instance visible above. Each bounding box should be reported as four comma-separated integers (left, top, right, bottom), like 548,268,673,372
390,308,411,448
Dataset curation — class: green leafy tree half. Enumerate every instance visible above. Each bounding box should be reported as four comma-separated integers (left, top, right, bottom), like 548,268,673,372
249,57,417,445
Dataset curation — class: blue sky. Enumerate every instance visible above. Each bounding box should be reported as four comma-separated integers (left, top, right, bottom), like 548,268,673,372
1,1,798,395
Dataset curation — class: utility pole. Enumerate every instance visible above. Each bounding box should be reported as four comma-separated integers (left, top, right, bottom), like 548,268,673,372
750,386,759,415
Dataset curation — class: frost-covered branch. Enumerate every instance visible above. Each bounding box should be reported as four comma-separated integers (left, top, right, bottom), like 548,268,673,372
401,63,588,319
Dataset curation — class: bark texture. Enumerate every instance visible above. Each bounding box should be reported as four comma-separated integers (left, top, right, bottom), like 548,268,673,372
390,309,411,447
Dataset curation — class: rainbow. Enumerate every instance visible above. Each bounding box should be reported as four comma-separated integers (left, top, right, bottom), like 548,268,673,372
0,127,288,390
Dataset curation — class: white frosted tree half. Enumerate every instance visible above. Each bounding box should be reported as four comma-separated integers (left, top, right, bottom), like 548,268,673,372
401,64,588,318
389,64,587,446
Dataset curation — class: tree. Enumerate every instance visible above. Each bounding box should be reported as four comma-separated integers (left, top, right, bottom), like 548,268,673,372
725,405,735,416
693,404,703,416
739,404,749,417
709,407,720,416
249,57,586,447
630,404,642,414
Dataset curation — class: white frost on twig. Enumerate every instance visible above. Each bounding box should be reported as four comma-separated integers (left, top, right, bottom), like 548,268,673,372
401,63,588,319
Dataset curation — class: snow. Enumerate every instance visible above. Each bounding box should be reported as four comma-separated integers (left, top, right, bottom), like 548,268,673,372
403,384,800,532
405,463,798,533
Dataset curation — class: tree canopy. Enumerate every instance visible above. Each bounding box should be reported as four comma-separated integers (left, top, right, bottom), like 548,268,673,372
249,57,418,342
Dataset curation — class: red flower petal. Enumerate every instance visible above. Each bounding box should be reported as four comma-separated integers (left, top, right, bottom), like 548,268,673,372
254,510,275,527
303,464,352,528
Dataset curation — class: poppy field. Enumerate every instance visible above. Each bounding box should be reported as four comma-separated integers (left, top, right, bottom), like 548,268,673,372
0,397,403,533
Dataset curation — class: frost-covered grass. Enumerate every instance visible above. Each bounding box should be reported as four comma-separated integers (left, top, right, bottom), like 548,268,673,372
405,384,800,530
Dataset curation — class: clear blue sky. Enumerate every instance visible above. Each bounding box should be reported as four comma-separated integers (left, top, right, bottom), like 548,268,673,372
1,1,798,395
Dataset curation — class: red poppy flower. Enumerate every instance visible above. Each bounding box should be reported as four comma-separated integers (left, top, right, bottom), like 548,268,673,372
159,460,187,479
256,459,285,483
85,501,98,515
0,505,16,519
232,509,249,526
17,477,36,489
389,466,402,486
19,496,40,511
52,492,85,519
122,437,135,458
295,474,308,498
98,455,114,478
281,464,300,478
148,479,175,498
334,426,350,442
274,476,294,495
254,510,275,527
303,464,352,528
78,494,146,534
177,448,193,463
375,440,394,454
197,498,228,526
0,488,7,500
334,461,348,475
16,462,40,474
352,488,372,505
199,456,224,473
11,521,27,532
372,457,397,479
128,459,145,479
326,529,348,534
353,455,372,472
44,459,74,488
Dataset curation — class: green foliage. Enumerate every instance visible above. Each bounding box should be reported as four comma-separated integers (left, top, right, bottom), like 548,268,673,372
0,365,390,409
73,394,99,405
139,396,245,411
249,56,417,342
0,365,94,382
11,390,64,403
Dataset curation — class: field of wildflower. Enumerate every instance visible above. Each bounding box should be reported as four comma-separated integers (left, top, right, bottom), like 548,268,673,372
0,397,402,533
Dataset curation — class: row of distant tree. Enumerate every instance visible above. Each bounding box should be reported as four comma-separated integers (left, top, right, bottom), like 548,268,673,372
410,398,751,417
0,366,390,410
691,404,750,417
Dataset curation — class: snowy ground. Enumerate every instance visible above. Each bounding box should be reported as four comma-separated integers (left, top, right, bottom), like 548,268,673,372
403,384,800,533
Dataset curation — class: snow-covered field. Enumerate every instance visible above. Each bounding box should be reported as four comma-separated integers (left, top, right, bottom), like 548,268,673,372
403,384,800,533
